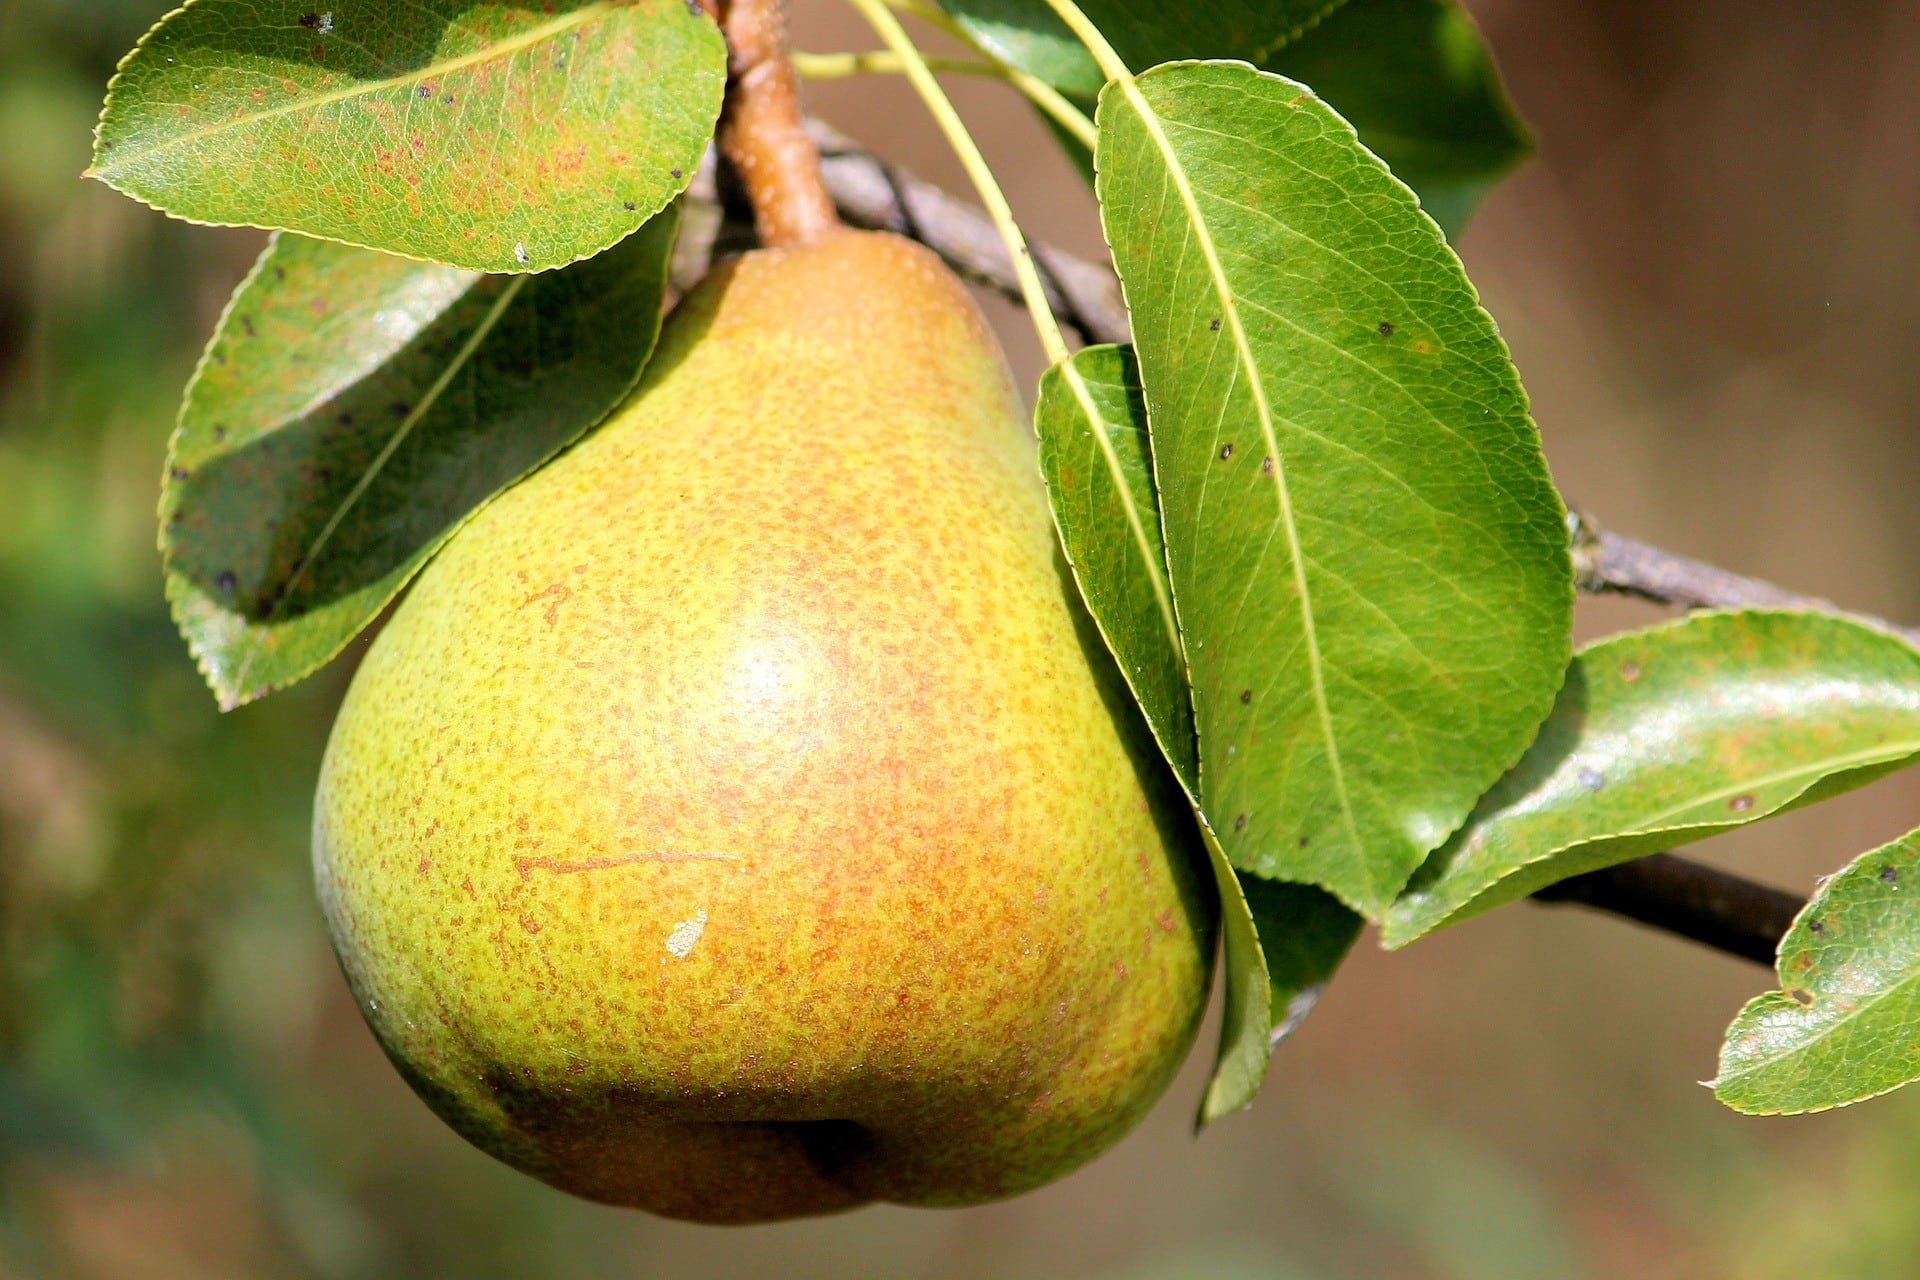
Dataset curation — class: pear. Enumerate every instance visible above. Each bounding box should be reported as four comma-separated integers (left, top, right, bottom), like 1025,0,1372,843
313,229,1215,1223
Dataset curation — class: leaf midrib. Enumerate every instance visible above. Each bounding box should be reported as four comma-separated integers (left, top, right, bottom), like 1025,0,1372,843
1061,357,1184,671
1719,942,1920,1086
1112,68,1364,884
93,5,612,176
228,272,528,692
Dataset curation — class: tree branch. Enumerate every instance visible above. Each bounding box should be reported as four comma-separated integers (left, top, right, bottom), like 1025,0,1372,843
806,120,1129,346
1532,853,1804,968
696,125,1915,971
1569,511,1920,646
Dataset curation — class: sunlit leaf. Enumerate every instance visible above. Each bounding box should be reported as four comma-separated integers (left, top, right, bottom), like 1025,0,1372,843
1263,0,1531,235
1717,827,1920,1114
936,0,1344,98
1036,345,1192,782
1096,61,1570,917
91,0,723,272
163,207,678,708
1387,610,1920,946
1017,0,1531,234
1035,344,1361,1121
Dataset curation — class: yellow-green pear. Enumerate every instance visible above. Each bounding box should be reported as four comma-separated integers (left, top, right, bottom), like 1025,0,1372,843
313,229,1215,1223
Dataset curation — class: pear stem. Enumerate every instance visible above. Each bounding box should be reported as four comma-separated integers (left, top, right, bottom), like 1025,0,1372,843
840,0,1075,368
718,0,841,248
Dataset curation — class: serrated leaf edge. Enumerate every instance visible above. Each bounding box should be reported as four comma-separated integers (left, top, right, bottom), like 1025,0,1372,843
1384,609,1920,948
87,0,718,274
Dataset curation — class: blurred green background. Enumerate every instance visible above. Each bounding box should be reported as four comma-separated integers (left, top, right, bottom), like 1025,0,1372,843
5,0,1920,1275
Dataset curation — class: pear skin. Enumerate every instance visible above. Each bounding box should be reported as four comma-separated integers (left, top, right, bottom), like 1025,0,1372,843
313,230,1215,1223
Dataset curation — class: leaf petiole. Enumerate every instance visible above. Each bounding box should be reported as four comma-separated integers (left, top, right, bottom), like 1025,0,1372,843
791,49,1097,149
837,0,1075,367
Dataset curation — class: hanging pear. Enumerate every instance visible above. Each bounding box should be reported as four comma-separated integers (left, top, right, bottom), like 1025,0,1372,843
313,227,1215,1222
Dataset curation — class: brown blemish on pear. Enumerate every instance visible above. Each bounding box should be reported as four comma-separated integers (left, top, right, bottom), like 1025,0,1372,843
314,231,1215,1224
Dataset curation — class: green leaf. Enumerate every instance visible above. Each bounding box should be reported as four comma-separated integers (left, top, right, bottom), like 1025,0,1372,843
1033,344,1267,1120
1717,828,1920,1114
1386,610,1920,945
1240,871,1361,1042
1200,823,1276,1124
1036,345,1193,785
936,0,1345,98
162,206,679,709
1262,0,1532,236
91,0,722,273
1035,344,1361,1122
1096,61,1571,917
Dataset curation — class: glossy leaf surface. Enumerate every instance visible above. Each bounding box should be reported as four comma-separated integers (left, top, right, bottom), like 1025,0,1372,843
163,208,678,708
1718,828,1920,1114
1096,61,1571,916
92,0,722,272
1387,611,1920,946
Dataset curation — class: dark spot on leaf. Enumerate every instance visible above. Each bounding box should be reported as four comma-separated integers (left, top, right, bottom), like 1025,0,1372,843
1218,443,1233,460
1787,987,1813,1006
1620,661,1641,682
298,12,321,28
1578,768,1605,791
1729,794,1755,812
337,411,354,426
1261,456,1274,475
216,571,237,594
1882,865,1900,884
213,426,227,442
1297,835,1310,847
418,84,433,99
1233,815,1246,832
1239,689,1252,704
671,167,683,180
1209,318,1221,332
444,95,455,105
1807,918,1825,933
1378,321,1394,337
168,466,189,481
391,402,411,418
239,315,256,338
624,201,637,211
273,266,286,281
